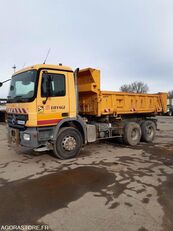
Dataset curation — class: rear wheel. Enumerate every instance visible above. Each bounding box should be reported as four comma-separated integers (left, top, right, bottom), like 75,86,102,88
141,120,156,143
53,127,82,159
123,122,141,146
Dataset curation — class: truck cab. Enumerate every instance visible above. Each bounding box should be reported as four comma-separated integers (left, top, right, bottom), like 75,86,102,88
7,64,86,158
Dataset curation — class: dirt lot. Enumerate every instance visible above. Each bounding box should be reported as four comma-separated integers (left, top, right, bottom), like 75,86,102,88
0,116,173,231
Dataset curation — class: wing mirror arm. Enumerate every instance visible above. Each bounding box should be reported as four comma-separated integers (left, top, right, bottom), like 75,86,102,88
0,79,11,87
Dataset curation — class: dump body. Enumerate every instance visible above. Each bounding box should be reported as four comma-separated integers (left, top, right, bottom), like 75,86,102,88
78,68,167,116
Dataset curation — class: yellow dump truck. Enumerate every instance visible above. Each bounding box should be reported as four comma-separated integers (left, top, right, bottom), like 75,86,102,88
2,64,167,159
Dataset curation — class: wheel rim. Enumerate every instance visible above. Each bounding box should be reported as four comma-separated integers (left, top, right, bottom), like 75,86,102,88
62,135,77,151
146,126,154,138
131,128,139,140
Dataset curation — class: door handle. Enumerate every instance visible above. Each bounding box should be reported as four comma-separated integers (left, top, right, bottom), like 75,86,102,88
62,113,69,117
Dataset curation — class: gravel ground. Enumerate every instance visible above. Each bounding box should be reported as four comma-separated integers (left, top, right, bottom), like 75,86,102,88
0,116,173,231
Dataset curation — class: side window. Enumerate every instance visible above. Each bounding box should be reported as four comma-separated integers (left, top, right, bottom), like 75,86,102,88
41,73,66,97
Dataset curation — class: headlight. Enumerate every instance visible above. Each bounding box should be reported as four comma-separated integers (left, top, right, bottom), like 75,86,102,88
23,133,31,141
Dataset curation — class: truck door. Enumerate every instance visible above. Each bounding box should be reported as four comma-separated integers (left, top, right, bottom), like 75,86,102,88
37,70,70,126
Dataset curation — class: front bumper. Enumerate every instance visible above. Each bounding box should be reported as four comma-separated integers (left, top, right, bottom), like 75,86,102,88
8,126,54,148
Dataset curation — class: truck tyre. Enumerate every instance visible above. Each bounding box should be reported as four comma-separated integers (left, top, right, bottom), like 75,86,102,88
141,120,156,143
123,122,141,146
53,127,82,159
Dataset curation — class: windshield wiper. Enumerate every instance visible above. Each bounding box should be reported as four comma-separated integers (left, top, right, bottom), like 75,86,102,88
14,95,23,99
7,95,29,102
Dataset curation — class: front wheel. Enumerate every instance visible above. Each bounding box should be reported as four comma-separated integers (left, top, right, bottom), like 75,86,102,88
53,127,82,159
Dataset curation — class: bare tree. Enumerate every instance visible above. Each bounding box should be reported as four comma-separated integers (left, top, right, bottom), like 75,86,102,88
120,81,149,93
168,90,173,99
120,84,132,92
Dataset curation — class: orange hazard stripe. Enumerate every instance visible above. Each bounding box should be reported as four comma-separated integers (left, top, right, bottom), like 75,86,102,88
7,108,28,114
37,119,61,125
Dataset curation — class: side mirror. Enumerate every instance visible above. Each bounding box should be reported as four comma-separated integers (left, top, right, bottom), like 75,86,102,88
43,75,52,104
0,82,3,87
46,75,52,96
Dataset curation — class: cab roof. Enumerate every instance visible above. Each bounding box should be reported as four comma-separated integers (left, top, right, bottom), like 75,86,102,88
14,64,73,75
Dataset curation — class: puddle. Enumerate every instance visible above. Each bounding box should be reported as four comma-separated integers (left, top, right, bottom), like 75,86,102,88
0,166,115,225
158,174,173,231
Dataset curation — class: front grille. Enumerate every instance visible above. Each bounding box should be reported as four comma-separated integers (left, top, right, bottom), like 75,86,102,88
7,113,28,129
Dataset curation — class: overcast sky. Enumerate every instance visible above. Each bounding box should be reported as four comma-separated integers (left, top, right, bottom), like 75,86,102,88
0,0,173,97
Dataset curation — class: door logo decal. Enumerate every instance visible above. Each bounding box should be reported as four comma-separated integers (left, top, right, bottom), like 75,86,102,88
38,106,44,113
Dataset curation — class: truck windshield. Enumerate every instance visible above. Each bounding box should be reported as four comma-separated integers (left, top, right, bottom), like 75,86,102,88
8,70,37,103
